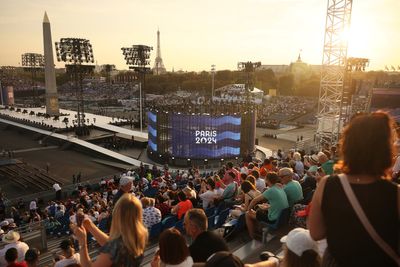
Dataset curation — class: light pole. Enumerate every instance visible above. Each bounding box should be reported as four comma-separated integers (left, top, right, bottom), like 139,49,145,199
211,64,216,101
55,38,95,136
21,53,45,106
121,45,153,132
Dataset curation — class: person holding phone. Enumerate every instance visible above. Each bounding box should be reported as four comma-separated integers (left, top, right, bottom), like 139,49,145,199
72,194,148,267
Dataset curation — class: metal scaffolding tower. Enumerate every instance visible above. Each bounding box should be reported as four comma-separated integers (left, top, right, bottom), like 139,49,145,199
316,0,353,147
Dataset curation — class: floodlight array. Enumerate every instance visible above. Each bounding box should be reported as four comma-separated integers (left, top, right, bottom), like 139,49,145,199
55,38,94,64
121,45,153,69
21,53,45,68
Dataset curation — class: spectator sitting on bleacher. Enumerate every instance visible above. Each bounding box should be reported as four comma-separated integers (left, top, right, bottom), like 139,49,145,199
214,172,238,208
245,228,321,267
54,239,80,267
4,247,27,267
198,178,217,209
246,172,289,239
112,175,133,205
185,209,229,262
0,231,29,266
24,248,40,267
292,152,304,177
317,152,333,176
171,191,193,220
231,181,261,218
141,197,162,231
155,194,171,219
151,228,193,267
72,194,148,267
278,168,303,207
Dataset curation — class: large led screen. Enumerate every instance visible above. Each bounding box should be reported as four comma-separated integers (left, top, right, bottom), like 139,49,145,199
170,114,241,158
147,111,157,152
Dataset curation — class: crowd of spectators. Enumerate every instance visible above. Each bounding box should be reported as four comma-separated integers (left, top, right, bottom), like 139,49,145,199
0,112,399,267
257,96,316,128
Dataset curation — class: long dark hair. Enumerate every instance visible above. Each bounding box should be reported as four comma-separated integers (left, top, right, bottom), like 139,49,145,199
339,112,396,177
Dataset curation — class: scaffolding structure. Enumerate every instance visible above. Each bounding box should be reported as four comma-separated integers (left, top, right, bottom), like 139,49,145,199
316,0,353,147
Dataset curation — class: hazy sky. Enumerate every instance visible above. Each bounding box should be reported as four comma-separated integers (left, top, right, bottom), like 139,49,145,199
1,0,399,72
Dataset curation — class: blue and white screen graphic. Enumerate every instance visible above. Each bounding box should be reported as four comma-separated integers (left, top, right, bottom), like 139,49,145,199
147,112,157,152
170,114,241,158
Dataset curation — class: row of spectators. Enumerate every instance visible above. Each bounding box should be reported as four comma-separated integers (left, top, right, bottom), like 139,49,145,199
0,111,399,267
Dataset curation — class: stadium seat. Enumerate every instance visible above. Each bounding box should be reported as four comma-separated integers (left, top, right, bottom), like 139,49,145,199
143,187,158,198
261,207,291,243
205,206,216,217
150,222,162,239
215,208,230,229
207,215,216,230
222,213,246,240
161,216,177,231
175,219,185,233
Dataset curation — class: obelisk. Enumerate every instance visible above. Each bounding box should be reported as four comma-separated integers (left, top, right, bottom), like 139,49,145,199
43,12,59,115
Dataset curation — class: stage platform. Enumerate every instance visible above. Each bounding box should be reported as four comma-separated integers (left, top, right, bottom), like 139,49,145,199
0,117,158,169
0,106,273,169
0,107,148,141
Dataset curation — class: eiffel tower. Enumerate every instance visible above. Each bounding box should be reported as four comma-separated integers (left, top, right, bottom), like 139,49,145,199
152,29,167,75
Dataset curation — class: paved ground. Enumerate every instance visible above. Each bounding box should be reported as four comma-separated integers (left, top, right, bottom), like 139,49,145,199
0,126,121,199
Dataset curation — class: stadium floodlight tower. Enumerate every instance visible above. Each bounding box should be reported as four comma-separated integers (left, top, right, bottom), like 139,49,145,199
238,61,261,104
55,38,95,136
211,64,216,100
316,0,353,149
21,53,45,106
121,45,153,132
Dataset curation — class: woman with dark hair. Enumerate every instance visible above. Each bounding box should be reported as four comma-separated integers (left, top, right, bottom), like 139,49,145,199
309,112,400,267
231,181,261,218
155,194,171,218
151,228,193,267
171,191,193,220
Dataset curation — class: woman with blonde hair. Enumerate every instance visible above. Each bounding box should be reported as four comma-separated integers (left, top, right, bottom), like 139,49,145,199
73,193,148,267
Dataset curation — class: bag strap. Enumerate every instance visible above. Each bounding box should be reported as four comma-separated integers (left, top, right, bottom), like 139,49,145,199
338,174,400,265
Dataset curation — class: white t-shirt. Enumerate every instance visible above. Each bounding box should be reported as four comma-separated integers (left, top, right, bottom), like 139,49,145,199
162,256,193,267
29,201,37,210
199,190,217,209
255,178,266,192
54,253,81,267
53,183,62,191
0,241,29,266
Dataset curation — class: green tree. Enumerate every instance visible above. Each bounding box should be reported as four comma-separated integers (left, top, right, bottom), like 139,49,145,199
278,74,294,95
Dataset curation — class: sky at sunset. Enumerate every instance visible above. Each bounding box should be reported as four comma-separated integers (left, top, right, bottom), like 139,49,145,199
1,0,399,72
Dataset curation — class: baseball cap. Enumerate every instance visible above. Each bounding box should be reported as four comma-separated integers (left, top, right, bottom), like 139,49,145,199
280,228,318,257
119,176,133,186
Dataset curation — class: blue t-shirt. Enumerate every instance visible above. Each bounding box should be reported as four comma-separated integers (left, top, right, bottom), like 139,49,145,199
262,185,289,221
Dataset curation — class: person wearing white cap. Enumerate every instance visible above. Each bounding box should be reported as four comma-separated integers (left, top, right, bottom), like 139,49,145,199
112,175,133,205
244,228,321,267
0,230,29,266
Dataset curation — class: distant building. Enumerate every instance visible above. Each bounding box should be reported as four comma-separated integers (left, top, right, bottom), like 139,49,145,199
258,64,289,75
